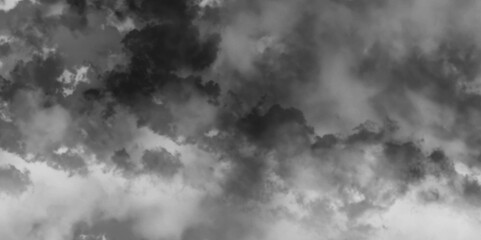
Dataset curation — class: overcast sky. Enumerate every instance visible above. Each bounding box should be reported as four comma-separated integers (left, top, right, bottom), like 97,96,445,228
1,0,481,240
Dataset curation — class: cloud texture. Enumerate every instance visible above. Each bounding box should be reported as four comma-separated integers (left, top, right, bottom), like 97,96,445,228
2,0,481,239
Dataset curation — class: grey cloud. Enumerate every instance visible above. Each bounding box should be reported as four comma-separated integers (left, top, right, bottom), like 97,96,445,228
1,0,481,239
142,148,182,178
0,164,30,195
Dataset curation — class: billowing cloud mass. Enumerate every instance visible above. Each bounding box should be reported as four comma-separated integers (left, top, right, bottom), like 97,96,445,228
2,0,481,239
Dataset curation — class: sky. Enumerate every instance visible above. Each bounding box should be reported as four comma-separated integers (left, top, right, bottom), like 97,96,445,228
1,0,481,239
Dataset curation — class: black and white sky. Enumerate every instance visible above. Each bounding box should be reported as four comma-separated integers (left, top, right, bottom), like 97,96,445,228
1,0,481,239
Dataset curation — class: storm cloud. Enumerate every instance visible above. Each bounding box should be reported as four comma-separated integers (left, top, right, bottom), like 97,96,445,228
1,0,481,240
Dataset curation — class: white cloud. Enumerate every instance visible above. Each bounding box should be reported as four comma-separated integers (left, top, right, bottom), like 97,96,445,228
367,192,481,240
0,149,211,240
0,0,23,12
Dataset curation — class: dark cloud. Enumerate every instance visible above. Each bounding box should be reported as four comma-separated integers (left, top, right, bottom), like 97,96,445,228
0,118,23,153
0,42,11,57
382,142,427,184
66,0,87,15
0,164,30,195
124,0,195,22
417,188,442,203
2,0,481,239
237,104,313,149
312,133,338,149
142,148,182,178
111,148,133,171
74,219,139,240
111,21,218,88
462,177,481,205
9,54,64,97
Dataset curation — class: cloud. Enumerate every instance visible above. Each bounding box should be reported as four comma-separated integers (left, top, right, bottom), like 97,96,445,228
2,0,481,240
10,90,71,154
365,182,481,240
0,149,212,240
0,164,30,195
0,0,23,12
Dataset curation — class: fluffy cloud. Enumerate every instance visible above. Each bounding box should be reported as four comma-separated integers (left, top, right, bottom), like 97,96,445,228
0,0,23,12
